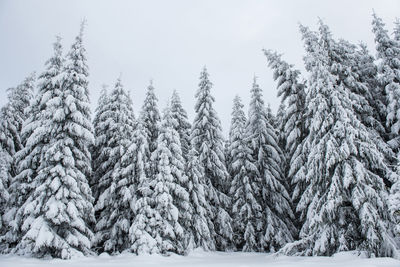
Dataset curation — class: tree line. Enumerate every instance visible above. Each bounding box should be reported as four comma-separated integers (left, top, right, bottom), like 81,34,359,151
0,14,399,259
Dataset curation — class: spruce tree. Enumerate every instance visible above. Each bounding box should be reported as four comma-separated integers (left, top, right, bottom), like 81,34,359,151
0,148,9,247
372,13,400,153
91,85,109,200
353,43,387,139
93,78,136,254
128,123,158,255
246,78,295,252
149,107,190,254
263,50,307,223
186,147,215,251
170,90,191,162
281,25,398,257
0,73,36,163
318,23,390,166
191,67,233,250
16,24,95,259
228,96,247,178
140,81,160,154
0,73,35,212
228,96,262,251
3,39,62,252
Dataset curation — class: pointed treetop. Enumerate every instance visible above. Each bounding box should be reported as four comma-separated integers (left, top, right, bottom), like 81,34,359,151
79,18,87,39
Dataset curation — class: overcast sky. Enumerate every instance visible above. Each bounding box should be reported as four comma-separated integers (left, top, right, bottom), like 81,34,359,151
0,0,399,134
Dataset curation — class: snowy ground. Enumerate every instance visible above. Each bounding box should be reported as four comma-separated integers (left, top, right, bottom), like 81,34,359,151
0,250,399,267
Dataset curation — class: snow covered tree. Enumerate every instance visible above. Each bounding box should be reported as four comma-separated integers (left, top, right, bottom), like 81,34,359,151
3,38,63,252
140,80,160,154
228,96,262,251
139,81,161,195
246,77,295,252
93,78,136,254
186,147,214,251
263,50,307,225
281,24,398,257
318,23,390,168
0,148,10,246
352,42,390,154
149,106,190,255
170,90,191,162
16,24,95,259
227,96,247,177
372,13,400,153
127,123,157,255
0,73,36,161
191,67,233,250
0,72,36,196
91,85,109,200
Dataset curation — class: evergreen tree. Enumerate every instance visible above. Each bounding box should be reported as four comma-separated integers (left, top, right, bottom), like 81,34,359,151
93,78,136,254
128,123,158,255
16,24,95,259
91,85,109,200
372,13,400,153
186,147,215,251
3,39,63,252
246,78,295,252
228,96,262,251
281,25,398,257
227,96,247,177
0,73,36,163
140,80,160,154
318,23,390,168
0,148,9,246
0,73,36,209
353,43,387,139
170,90,191,162
149,107,190,254
263,50,307,223
191,67,233,250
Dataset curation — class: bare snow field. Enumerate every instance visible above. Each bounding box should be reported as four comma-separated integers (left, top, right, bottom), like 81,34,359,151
0,250,399,267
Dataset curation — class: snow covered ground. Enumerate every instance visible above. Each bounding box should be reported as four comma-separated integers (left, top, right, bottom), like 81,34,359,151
0,250,399,267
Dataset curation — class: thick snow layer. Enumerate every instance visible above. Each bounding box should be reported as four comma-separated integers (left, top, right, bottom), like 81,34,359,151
0,250,399,267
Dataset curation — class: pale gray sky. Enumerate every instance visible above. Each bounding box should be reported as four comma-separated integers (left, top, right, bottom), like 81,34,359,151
0,0,399,134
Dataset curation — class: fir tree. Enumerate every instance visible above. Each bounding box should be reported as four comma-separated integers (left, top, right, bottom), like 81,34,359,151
372,13,400,153
140,80,160,154
263,50,307,225
228,96,262,251
319,22,389,163
191,67,233,250
128,123,157,255
227,96,247,178
16,23,95,259
0,73,36,161
186,147,215,251
149,107,190,254
0,148,10,246
3,39,62,252
91,85,109,200
93,78,136,254
353,43,387,139
281,25,398,257
0,73,36,200
170,90,191,162
246,77,295,252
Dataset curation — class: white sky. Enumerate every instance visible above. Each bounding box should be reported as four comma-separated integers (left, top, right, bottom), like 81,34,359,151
0,0,399,134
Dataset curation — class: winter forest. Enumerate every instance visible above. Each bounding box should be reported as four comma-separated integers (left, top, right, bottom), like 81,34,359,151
0,12,400,262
